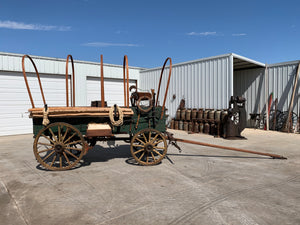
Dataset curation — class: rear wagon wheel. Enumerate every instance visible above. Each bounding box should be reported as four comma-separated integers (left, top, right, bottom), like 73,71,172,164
33,122,86,171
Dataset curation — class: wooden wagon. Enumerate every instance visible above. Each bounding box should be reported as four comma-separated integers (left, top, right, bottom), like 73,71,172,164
22,54,172,170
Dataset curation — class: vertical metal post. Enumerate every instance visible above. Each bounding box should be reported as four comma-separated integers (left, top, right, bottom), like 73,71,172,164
100,55,105,107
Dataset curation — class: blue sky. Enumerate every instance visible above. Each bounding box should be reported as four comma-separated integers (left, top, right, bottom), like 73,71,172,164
0,0,299,68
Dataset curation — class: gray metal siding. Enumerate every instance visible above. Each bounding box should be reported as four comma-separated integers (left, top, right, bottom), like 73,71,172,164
268,62,300,115
234,61,300,125
139,56,232,120
234,68,266,120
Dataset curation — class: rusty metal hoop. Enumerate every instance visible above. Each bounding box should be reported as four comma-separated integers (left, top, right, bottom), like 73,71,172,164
66,55,75,107
123,55,130,108
130,128,167,166
136,95,153,113
100,54,105,107
22,55,46,108
33,122,86,171
156,57,172,119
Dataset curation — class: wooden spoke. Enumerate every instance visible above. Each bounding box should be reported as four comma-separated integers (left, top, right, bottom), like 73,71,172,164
59,155,62,168
65,139,83,146
48,128,58,142
64,132,77,144
153,139,163,145
136,138,145,145
142,133,148,142
50,155,57,167
130,128,167,166
132,144,144,148
153,149,163,157
58,125,61,142
63,152,71,165
151,152,156,161
133,148,144,155
34,122,86,170
65,149,79,160
65,147,83,151
138,152,145,161
41,150,55,162
41,134,55,144
150,134,159,144
37,142,53,147
38,147,54,154
62,127,69,142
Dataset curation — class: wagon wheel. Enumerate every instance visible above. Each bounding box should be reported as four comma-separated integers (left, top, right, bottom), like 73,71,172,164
130,128,167,166
33,122,86,171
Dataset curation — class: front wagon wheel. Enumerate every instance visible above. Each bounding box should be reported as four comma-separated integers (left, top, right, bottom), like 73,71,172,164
33,122,86,171
130,128,167,166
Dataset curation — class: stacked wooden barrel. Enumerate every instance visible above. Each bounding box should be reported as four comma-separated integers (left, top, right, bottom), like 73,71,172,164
169,108,228,137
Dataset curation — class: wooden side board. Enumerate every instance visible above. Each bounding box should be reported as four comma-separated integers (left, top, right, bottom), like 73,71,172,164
29,106,134,118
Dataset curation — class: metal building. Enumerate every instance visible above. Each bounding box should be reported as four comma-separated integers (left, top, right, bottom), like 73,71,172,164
1,51,299,136
0,52,142,136
139,53,267,123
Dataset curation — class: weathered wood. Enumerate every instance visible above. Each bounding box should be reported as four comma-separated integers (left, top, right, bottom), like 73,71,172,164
29,106,134,118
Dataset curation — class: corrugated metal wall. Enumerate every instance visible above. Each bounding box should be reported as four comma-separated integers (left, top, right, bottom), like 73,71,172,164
234,61,300,124
139,55,233,121
268,62,300,115
234,68,266,118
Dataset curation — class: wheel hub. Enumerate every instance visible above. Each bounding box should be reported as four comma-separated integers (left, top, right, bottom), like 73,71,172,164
54,143,64,154
144,143,154,153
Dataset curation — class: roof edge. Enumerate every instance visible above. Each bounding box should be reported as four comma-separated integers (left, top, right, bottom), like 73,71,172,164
0,51,145,70
141,53,232,73
267,60,300,67
231,53,265,67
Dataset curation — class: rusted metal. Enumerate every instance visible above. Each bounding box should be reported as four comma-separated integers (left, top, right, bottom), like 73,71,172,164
100,54,105,107
197,108,203,120
186,109,191,121
156,57,172,119
192,108,197,120
123,55,130,108
176,109,181,120
66,55,75,107
22,55,46,108
180,109,186,120
172,137,287,159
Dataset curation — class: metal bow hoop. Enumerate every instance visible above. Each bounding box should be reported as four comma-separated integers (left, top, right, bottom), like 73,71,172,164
100,54,105,107
22,55,46,108
156,57,172,119
66,55,75,107
123,55,130,108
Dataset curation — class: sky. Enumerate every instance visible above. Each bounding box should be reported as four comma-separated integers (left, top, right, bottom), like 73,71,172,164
0,0,299,68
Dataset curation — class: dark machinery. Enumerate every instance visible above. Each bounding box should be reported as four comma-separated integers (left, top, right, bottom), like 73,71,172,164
224,96,247,138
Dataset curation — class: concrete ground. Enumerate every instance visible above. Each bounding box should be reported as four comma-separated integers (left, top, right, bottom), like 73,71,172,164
0,128,299,225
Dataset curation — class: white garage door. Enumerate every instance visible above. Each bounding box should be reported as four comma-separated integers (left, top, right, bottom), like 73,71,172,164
87,77,136,107
0,71,70,136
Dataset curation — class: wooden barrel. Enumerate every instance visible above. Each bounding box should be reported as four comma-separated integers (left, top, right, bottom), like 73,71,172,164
186,109,192,121
198,108,204,120
180,109,186,121
176,109,181,120
174,120,179,130
192,108,197,120
184,121,189,131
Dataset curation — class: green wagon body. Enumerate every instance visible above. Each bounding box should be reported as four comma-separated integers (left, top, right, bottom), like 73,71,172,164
32,106,166,137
